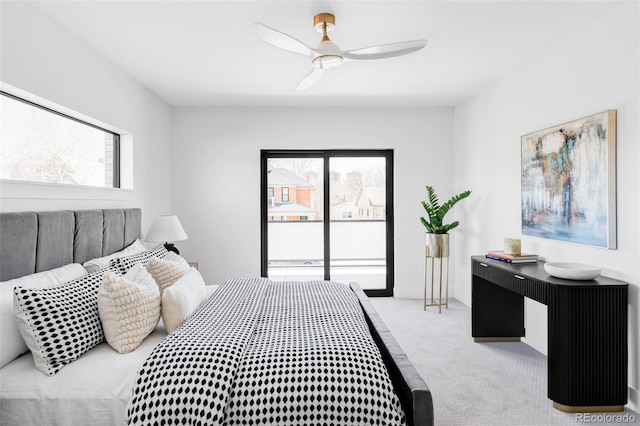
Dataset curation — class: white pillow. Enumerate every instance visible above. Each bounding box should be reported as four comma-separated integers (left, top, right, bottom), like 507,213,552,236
83,239,146,273
0,264,87,368
146,256,191,295
161,268,207,334
163,251,190,267
98,265,160,354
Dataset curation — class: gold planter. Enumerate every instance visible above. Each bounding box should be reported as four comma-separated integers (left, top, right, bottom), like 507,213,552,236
424,233,450,313
425,233,449,258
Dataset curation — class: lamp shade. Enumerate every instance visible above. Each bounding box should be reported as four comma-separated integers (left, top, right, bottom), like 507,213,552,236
145,215,188,243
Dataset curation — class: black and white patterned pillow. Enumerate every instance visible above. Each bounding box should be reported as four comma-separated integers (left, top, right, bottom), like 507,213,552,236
13,269,108,376
109,245,168,275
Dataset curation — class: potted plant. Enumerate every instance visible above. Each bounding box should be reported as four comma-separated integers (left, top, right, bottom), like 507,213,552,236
420,185,472,258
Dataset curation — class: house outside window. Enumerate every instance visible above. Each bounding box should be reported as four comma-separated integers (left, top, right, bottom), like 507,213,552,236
266,164,317,222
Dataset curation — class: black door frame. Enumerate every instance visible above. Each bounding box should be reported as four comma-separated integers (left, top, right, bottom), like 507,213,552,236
260,149,394,297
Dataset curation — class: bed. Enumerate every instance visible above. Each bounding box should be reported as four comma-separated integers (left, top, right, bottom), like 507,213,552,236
0,208,433,426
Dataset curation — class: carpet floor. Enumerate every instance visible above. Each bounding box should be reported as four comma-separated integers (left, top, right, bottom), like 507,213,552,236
370,297,638,426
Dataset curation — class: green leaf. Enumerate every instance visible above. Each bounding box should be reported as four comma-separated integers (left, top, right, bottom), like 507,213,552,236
419,186,471,234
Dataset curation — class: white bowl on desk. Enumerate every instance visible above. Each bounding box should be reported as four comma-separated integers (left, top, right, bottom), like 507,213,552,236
544,262,601,280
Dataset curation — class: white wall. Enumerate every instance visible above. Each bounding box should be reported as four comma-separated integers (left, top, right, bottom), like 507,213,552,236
171,107,454,297
0,2,173,232
454,2,639,410
4,0,637,410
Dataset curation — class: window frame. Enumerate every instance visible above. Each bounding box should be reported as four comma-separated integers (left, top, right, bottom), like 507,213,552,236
260,149,395,297
0,86,133,201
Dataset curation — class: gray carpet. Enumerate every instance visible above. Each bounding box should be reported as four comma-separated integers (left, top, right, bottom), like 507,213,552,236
370,297,639,426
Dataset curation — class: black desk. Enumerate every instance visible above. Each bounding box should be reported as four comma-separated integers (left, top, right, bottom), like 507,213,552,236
471,256,628,412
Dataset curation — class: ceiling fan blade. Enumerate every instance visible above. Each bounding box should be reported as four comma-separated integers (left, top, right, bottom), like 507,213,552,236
251,23,314,58
342,39,427,61
296,68,324,91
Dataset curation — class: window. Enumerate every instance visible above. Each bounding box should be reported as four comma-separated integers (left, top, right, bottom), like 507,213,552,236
261,150,394,296
267,187,275,207
1,91,120,188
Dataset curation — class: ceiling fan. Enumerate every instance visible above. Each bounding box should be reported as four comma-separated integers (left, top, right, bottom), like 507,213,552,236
251,13,427,90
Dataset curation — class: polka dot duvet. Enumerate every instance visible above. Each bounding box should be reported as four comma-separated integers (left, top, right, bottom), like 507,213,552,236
127,278,406,426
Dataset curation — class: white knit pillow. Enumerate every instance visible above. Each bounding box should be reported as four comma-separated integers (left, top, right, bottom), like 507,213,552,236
146,257,190,295
98,265,160,354
161,269,207,334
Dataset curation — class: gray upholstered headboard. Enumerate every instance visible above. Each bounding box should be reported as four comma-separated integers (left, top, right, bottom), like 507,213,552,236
0,209,141,281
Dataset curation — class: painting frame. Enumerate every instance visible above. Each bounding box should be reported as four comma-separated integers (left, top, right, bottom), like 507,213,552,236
521,110,617,249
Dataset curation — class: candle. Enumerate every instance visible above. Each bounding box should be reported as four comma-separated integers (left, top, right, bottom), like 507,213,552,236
504,238,521,255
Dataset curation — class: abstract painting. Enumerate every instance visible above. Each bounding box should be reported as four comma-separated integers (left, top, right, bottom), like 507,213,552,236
521,110,617,248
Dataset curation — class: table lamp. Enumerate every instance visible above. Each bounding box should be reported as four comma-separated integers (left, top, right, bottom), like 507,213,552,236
145,215,188,254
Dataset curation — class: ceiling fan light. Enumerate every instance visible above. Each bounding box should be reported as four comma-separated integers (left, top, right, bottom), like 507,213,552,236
313,55,343,69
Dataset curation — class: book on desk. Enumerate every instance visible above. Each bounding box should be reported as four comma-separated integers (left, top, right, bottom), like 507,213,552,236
486,250,538,263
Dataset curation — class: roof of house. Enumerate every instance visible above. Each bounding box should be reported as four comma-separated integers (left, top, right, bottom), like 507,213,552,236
267,167,314,188
268,203,317,216
332,201,357,212
357,187,386,206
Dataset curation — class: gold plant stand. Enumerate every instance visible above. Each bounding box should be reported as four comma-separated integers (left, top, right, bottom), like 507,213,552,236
423,233,450,313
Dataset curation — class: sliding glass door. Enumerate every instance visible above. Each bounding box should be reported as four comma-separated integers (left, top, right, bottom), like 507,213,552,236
261,150,394,296
264,156,325,280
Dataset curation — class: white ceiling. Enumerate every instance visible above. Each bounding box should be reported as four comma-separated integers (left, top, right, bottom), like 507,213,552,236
30,1,619,107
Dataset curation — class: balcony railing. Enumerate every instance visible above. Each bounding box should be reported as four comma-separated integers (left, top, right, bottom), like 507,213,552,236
267,220,386,289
